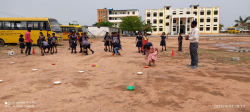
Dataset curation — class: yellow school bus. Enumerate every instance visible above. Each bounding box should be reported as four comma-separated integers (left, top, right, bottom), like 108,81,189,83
227,27,240,34
60,25,83,40
0,17,63,46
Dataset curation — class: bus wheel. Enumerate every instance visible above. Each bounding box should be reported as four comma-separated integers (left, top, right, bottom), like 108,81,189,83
0,39,5,46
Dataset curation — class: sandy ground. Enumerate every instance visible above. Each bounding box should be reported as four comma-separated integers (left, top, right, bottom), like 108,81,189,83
0,36,250,112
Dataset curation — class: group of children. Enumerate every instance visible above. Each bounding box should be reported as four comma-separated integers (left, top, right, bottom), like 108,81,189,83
68,31,94,55
18,32,58,56
103,32,122,56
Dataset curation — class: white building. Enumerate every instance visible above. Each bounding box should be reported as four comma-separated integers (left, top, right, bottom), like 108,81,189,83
145,5,220,35
87,26,119,37
97,8,139,27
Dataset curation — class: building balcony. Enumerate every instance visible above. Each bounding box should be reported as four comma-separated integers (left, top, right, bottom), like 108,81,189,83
109,14,138,17
109,20,122,23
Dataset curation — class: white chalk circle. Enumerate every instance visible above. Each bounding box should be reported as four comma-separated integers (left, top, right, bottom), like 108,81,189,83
32,69,38,71
54,81,61,85
79,71,84,73
137,72,143,75
0,80,3,83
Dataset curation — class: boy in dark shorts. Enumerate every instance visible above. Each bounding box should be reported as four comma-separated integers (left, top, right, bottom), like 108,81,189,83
51,33,57,53
70,32,77,54
78,33,83,53
39,32,46,53
82,41,94,55
103,32,110,52
47,34,52,53
68,31,72,50
40,38,52,56
19,34,25,53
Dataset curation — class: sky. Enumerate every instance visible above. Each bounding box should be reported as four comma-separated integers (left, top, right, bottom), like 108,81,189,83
0,0,249,28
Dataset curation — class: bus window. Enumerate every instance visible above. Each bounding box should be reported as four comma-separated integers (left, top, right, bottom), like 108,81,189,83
40,21,47,30
27,22,33,29
47,22,51,31
78,28,83,32
0,22,2,30
3,21,10,30
15,21,27,30
10,22,15,30
33,22,39,30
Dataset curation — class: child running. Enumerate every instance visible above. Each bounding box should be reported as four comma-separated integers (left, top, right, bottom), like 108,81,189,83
135,32,143,53
142,33,149,55
145,42,158,67
18,34,25,53
113,42,122,56
51,33,58,53
160,32,168,52
70,32,77,54
103,32,110,52
112,32,119,52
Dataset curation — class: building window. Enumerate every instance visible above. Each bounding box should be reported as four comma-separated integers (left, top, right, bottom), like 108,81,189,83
133,12,135,14
153,28,157,31
147,13,150,17
207,19,210,22
159,20,163,24
180,21,183,24
153,13,157,17
159,28,163,31
214,19,218,22
173,20,176,23
200,12,204,15
207,11,211,15
153,20,157,24
194,6,197,9
200,19,204,22
206,27,210,31
166,15,169,19
188,19,190,23
128,12,130,15
187,28,190,31
213,27,217,31
173,28,176,31
186,11,190,14
166,7,169,10
147,20,150,24
173,13,176,15
166,22,169,26
180,13,183,15
200,27,203,31
193,12,197,15
214,11,218,15
159,13,163,17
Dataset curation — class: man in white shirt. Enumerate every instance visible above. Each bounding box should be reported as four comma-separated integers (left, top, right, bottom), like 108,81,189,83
185,21,199,69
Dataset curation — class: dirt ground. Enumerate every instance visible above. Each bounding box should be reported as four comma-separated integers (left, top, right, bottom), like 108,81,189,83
0,36,250,112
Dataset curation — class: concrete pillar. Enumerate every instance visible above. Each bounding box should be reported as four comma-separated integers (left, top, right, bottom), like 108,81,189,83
185,17,188,34
171,17,173,35
178,17,180,34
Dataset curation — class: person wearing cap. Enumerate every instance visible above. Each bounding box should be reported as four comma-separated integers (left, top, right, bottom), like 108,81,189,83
25,27,32,56
19,34,25,53
135,32,143,53
185,21,199,69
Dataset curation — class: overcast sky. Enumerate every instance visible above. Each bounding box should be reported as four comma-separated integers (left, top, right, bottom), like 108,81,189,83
0,0,249,28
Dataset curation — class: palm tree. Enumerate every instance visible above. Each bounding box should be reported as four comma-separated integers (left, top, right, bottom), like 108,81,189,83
234,16,249,27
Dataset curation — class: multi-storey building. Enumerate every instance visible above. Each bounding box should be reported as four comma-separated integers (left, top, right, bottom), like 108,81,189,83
145,5,220,35
97,8,139,27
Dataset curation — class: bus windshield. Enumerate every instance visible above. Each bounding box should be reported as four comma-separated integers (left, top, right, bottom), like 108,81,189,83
78,28,83,32
49,19,61,32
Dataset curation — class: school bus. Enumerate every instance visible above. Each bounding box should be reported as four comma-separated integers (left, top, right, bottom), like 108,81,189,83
227,27,240,34
60,25,83,40
0,17,63,46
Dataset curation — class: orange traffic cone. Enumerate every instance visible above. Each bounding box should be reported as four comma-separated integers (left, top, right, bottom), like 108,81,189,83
32,48,35,54
171,49,174,56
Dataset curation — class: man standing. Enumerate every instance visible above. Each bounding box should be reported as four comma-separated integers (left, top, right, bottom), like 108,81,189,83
25,27,32,56
178,33,183,52
185,21,199,69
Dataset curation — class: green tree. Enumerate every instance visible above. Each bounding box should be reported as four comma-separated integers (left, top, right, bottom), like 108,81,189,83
219,23,224,29
234,16,249,27
119,16,144,33
92,21,114,27
142,23,156,33
69,23,79,25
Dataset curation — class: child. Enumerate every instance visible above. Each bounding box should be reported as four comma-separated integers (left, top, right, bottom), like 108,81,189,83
103,32,110,52
82,41,94,55
110,32,114,52
47,34,52,53
39,32,46,53
160,32,168,52
40,38,52,56
178,33,183,52
113,42,122,56
51,33,58,53
145,42,158,67
78,33,83,53
135,32,143,53
112,33,120,53
68,31,72,50
70,32,77,54
142,33,149,55
19,34,25,53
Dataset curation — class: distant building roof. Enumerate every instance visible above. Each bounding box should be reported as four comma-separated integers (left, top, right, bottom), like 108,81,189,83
103,8,138,11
